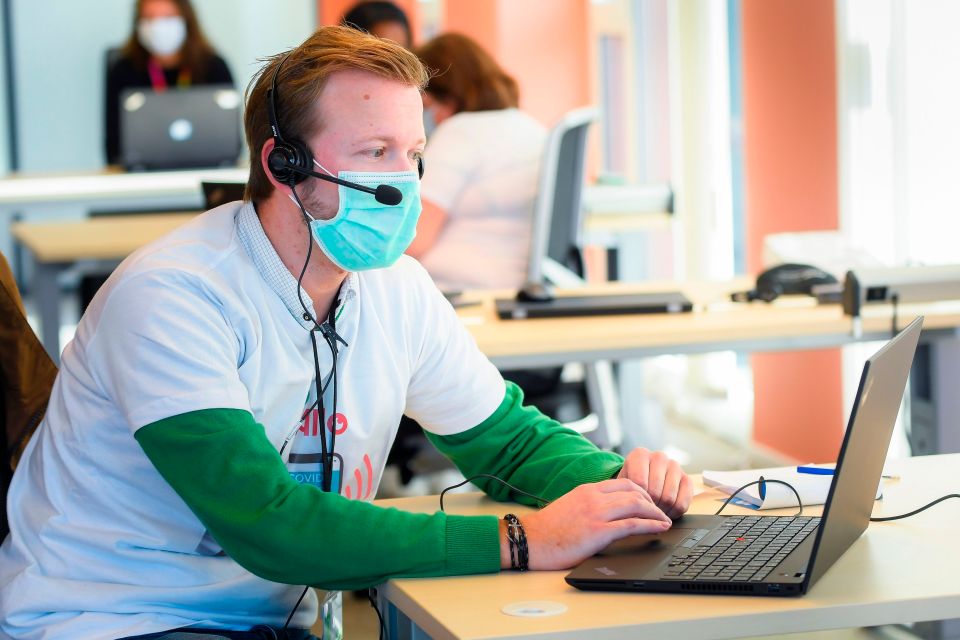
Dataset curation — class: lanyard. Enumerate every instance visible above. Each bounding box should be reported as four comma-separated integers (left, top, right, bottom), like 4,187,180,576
147,59,191,92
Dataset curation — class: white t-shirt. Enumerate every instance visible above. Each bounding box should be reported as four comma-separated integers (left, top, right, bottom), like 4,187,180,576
0,202,504,639
418,108,546,291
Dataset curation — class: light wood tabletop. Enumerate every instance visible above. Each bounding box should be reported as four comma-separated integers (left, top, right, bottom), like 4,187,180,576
454,284,960,368
11,212,199,262
376,454,960,640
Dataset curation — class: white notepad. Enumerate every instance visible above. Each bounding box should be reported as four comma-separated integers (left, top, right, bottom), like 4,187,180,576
702,465,883,510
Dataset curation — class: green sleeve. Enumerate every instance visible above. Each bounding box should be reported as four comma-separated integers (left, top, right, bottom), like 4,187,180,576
428,381,625,505
135,408,500,591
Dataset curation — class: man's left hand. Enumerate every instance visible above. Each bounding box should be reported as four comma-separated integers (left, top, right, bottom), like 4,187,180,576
616,448,692,520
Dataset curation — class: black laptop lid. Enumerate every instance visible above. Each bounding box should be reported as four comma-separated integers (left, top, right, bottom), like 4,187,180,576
803,316,923,589
120,85,241,170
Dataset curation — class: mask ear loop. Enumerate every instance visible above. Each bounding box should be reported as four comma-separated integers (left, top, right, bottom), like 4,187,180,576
313,158,336,177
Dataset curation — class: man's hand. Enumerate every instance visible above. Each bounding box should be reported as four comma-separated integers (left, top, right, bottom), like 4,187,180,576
617,447,692,520
501,478,672,571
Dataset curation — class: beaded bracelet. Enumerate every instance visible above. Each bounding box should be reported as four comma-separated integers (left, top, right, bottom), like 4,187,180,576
503,513,529,571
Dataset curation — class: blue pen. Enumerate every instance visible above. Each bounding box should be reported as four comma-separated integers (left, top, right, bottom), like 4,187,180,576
798,465,900,480
796,466,835,476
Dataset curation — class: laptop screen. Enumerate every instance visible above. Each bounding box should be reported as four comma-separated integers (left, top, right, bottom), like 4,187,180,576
804,316,923,588
120,85,241,171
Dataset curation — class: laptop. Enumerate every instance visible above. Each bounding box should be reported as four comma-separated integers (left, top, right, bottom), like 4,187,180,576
120,85,241,171
566,316,923,596
495,291,693,320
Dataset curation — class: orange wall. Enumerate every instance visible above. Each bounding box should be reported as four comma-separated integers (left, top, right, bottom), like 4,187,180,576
443,0,592,127
318,0,422,44
316,1,590,127
742,0,844,462
743,0,839,271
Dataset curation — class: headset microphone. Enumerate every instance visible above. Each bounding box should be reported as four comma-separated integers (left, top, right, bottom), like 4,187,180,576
268,154,403,206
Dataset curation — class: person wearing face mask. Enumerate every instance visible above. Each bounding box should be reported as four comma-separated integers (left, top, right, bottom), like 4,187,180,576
408,33,547,292
1,27,692,639
104,0,233,165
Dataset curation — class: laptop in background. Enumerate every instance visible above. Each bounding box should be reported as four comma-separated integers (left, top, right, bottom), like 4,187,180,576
565,316,923,596
120,85,241,171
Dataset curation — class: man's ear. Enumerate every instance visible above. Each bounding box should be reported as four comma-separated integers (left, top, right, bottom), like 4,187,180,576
260,138,291,194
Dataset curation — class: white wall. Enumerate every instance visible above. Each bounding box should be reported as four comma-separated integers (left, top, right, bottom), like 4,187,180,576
7,0,315,172
0,4,9,175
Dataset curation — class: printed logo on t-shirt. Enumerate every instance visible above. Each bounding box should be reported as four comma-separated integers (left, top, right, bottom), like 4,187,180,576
286,403,376,500
327,413,348,435
288,451,342,493
343,453,375,500
287,406,345,492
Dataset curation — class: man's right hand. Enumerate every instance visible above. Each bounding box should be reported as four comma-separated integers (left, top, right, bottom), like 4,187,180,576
498,478,673,571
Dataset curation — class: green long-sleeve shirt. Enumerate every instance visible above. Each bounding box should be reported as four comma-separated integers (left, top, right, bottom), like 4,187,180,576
135,381,624,591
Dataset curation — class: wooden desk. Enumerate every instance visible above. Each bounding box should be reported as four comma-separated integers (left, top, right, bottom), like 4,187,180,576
376,454,960,639
12,212,197,263
455,286,960,369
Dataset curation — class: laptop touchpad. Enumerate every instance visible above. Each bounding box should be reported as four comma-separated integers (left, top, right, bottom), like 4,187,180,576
598,525,701,556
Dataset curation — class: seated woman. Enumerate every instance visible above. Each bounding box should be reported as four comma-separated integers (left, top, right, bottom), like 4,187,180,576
104,0,233,165
411,33,547,292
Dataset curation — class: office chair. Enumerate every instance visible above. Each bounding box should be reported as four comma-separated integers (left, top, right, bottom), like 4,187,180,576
0,251,57,539
201,181,246,210
512,107,623,450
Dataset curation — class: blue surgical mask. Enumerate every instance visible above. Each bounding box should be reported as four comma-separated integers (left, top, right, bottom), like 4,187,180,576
297,160,422,272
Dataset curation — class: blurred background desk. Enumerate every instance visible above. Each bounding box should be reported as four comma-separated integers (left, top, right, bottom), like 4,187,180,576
455,287,960,457
0,167,248,283
0,167,247,211
376,453,960,640
455,286,960,369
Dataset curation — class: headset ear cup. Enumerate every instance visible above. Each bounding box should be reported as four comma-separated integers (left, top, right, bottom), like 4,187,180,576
268,141,313,185
267,145,293,184
417,156,424,180
289,140,313,181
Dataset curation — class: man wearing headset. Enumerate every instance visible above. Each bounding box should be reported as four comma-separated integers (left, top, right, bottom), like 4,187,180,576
0,27,691,640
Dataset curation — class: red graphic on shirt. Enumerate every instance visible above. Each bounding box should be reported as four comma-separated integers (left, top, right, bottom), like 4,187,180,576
326,413,348,435
298,409,321,437
297,409,348,437
344,453,374,500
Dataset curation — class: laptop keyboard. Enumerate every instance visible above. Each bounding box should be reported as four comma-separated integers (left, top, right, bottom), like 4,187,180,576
662,515,821,582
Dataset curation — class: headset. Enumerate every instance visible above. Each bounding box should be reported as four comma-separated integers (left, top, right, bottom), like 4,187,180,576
264,52,423,206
